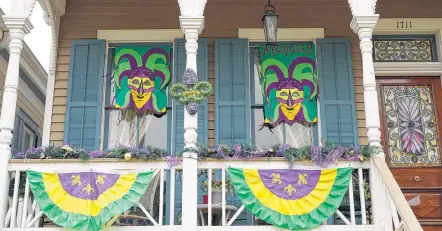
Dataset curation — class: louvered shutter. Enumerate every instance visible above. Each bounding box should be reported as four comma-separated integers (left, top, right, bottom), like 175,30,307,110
317,38,358,146
215,39,250,145
64,40,106,150
214,38,251,225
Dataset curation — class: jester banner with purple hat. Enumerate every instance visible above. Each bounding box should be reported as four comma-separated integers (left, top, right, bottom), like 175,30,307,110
27,170,154,231
227,167,352,230
112,46,171,115
259,43,318,126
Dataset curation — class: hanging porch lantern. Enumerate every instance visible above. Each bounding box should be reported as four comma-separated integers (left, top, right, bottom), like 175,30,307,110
262,0,278,44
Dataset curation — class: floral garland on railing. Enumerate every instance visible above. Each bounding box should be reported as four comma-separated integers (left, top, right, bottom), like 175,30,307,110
183,141,380,167
11,141,380,168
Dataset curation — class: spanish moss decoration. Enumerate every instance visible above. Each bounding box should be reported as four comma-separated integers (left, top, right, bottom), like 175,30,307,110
12,145,181,168
112,46,171,119
228,167,352,230
12,142,379,168
259,43,318,127
27,170,154,231
169,69,213,115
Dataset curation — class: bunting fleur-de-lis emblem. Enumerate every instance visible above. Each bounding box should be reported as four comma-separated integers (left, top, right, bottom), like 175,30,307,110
71,175,81,186
271,173,281,184
298,173,308,185
96,175,107,185
284,184,296,195
82,184,95,195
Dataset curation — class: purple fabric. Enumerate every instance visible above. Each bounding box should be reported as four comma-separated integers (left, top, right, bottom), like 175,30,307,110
258,169,321,200
58,172,120,200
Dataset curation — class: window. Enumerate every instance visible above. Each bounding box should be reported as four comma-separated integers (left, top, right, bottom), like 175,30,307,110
104,43,172,150
249,44,316,148
12,109,40,153
372,35,438,62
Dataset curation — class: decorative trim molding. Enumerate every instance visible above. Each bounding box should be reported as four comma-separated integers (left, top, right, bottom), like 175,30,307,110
97,29,184,42
374,62,442,76
238,28,325,41
374,18,442,34
373,18,442,76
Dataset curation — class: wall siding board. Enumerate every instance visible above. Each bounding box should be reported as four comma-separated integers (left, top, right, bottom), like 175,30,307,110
51,0,436,145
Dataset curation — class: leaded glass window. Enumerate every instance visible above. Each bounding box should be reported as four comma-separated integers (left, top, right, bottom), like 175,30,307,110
373,35,437,62
381,85,441,166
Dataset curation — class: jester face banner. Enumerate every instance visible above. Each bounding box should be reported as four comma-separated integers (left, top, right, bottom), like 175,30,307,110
259,43,318,126
228,167,352,230
27,170,154,231
113,46,171,115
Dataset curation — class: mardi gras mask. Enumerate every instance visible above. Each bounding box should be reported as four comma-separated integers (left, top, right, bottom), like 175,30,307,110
261,55,318,125
275,79,305,121
113,47,170,115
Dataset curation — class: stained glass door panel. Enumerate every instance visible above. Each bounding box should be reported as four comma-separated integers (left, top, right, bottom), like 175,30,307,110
378,77,442,167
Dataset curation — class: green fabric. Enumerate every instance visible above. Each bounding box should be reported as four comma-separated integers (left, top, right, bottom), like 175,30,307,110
227,168,352,230
259,43,318,124
27,170,154,231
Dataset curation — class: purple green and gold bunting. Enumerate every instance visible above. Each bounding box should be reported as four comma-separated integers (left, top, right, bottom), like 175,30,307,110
227,167,352,230
27,170,154,231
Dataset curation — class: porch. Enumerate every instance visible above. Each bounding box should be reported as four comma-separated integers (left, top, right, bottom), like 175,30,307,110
0,0,435,230
5,158,405,231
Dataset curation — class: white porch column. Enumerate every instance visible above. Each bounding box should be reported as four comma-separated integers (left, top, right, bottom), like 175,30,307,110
179,16,204,231
348,1,392,229
0,16,33,227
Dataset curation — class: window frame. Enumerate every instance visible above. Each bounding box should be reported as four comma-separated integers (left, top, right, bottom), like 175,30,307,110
102,42,174,150
372,34,438,62
248,42,320,146
13,109,40,153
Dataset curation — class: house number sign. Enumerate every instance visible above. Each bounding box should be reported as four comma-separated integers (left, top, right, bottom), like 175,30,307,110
397,21,412,29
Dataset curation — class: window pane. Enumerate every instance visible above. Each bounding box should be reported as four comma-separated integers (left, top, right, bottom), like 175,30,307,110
142,115,168,149
252,48,263,104
253,109,281,148
285,123,313,147
23,126,35,151
373,35,437,62
381,85,441,166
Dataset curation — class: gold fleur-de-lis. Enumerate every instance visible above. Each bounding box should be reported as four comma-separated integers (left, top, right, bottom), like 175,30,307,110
96,175,107,185
271,173,281,184
71,175,81,186
82,184,95,195
298,173,308,185
284,184,296,195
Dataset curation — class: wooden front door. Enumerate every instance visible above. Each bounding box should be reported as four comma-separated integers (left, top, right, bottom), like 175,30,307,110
377,76,442,230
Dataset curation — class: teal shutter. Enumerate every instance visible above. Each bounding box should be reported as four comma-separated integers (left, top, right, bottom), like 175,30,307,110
64,40,106,150
166,39,209,224
214,38,250,225
317,38,358,146
215,39,250,145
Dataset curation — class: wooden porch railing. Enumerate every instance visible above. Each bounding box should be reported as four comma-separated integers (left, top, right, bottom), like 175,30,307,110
2,158,423,231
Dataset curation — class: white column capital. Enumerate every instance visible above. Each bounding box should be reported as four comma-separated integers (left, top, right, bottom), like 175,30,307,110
2,16,33,34
350,15,379,34
180,16,205,35
178,0,207,17
347,0,377,16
